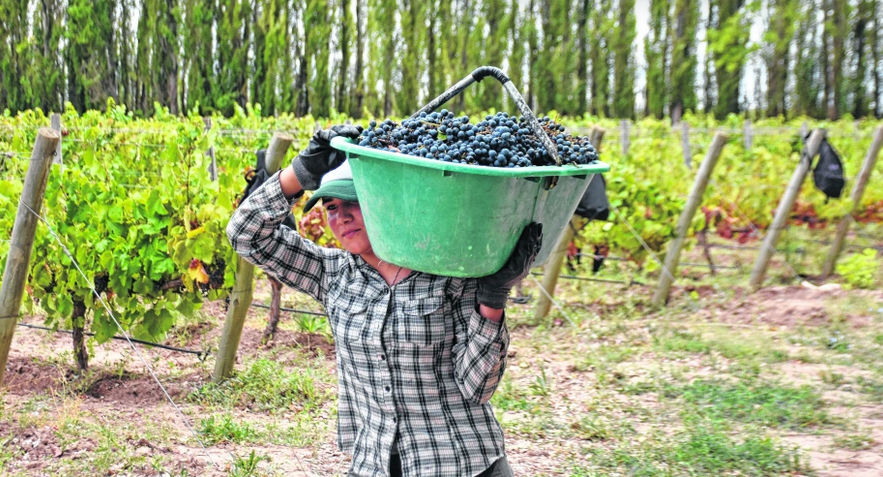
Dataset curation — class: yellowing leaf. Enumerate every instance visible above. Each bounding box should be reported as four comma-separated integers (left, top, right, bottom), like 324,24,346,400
187,259,209,284
186,226,205,239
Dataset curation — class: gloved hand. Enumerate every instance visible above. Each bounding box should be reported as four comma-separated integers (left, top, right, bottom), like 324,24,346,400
239,149,297,229
477,223,543,309
291,124,363,190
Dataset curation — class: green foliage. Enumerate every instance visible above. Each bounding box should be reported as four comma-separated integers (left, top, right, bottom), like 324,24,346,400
0,106,320,367
835,248,880,289
674,379,831,429
230,450,270,477
188,358,330,412
198,414,259,444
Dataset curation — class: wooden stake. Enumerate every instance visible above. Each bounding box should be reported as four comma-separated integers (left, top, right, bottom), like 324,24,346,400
749,129,826,290
743,119,753,151
681,122,692,169
534,217,580,319
620,120,630,156
821,125,883,278
0,128,60,386
50,113,63,167
652,132,728,306
213,132,293,383
533,127,605,319
590,127,605,153
204,117,217,181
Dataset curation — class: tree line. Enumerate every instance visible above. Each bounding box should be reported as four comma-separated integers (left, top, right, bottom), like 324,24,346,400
0,0,880,120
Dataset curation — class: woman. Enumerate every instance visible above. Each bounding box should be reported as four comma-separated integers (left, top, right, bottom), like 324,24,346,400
227,125,541,477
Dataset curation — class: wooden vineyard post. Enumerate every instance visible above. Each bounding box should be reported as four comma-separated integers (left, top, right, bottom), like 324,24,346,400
821,125,883,278
213,132,293,383
620,120,630,156
652,132,728,306
534,128,605,320
50,113,63,167
749,129,826,290
0,128,60,386
204,117,217,181
743,119,753,151
681,122,692,168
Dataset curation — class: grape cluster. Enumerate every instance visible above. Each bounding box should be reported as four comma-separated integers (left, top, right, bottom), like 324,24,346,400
357,110,599,168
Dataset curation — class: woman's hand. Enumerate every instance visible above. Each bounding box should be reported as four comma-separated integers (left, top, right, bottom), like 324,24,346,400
476,223,543,312
290,125,362,190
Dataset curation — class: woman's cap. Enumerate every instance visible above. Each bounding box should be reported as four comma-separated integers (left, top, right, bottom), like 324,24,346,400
303,160,358,211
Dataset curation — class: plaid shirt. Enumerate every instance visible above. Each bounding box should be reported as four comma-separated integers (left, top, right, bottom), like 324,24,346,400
227,172,509,477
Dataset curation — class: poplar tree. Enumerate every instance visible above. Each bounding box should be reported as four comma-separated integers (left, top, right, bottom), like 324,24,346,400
454,0,477,112
214,0,252,115
335,0,354,115
366,0,397,116
851,0,873,118
525,0,539,110
351,0,366,117
182,0,214,114
612,0,636,118
27,0,64,112
576,0,590,114
669,0,698,123
874,0,881,118
0,0,27,111
590,0,612,116
793,0,822,116
65,0,115,111
117,0,137,110
645,0,668,117
764,0,798,117
708,0,753,118
400,0,425,115
474,0,509,111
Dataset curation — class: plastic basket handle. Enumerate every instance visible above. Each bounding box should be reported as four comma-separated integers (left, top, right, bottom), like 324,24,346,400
411,66,561,166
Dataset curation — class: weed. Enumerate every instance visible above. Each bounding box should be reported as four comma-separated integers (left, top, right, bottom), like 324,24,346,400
652,327,710,354
570,427,808,476
491,379,533,412
529,368,551,397
676,379,831,430
230,450,269,477
188,358,331,412
835,249,880,289
856,376,883,400
295,313,329,335
819,368,846,386
199,414,258,444
833,431,873,450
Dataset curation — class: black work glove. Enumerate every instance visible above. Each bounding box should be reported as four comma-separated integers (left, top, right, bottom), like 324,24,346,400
240,149,297,229
291,124,363,190
477,223,543,309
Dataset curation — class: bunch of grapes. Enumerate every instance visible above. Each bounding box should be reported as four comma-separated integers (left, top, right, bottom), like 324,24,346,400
357,110,599,168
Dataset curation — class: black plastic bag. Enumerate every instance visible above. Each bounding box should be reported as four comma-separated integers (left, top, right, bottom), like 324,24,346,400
812,138,845,200
574,174,610,222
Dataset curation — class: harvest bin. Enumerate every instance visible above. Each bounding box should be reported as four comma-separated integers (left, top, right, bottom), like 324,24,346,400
329,66,610,277
331,137,609,277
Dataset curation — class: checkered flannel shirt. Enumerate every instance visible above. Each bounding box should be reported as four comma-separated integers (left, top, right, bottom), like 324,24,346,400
226,172,510,477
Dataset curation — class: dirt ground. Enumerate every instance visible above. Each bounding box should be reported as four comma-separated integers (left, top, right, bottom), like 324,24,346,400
3,281,883,476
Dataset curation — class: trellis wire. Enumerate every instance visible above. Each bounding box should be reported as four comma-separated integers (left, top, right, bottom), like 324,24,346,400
16,322,209,360
18,201,223,470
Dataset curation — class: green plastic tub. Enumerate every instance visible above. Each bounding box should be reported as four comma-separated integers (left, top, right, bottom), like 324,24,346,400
330,137,609,277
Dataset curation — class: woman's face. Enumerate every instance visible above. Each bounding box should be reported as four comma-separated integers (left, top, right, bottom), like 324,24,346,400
323,198,374,257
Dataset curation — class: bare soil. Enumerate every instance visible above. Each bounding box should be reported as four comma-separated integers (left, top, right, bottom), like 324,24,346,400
3,281,883,476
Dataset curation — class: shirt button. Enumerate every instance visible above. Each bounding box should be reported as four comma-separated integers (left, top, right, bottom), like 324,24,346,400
380,354,386,361
385,386,391,392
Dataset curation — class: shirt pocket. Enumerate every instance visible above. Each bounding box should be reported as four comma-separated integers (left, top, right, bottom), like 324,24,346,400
326,287,372,343
397,295,449,345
